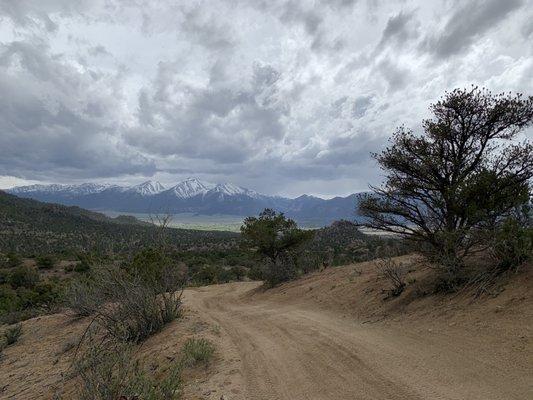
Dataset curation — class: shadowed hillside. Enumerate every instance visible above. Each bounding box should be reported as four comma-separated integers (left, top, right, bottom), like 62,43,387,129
0,191,238,255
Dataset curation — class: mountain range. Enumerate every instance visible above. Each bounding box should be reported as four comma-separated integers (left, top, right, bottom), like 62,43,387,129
7,178,361,226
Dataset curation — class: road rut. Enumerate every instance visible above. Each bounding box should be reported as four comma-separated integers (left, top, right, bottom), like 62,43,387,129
185,282,532,400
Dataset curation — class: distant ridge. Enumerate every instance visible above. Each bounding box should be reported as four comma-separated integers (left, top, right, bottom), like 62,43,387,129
7,178,361,226
0,190,237,254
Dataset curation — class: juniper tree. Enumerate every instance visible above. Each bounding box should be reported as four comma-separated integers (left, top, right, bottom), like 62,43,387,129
358,87,533,272
241,209,313,286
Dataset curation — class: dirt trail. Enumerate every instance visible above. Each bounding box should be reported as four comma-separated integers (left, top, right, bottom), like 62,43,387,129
185,281,532,400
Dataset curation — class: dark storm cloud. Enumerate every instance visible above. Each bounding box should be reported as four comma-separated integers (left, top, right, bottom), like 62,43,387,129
0,39,155,180
376,11,418,50
127,62,288,164
421,0,523,59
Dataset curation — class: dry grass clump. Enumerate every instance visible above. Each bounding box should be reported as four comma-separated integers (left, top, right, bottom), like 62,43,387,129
66,277,104,318
181,337,215,367
4,323,22,345
72,336,183,400
377,258,407,298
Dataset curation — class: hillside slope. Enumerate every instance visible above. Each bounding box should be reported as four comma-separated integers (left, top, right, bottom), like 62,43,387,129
0,191,238,255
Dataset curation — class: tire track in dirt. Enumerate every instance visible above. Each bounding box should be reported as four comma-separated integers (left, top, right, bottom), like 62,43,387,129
184,282,532,400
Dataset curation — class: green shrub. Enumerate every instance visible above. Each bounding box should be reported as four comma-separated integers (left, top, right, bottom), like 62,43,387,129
193,264,218,286
181,338,214,367
72,264,184,343
127,248,175,284
36,255,56,270
492,218,532,271
4,323,22,345
1,269,64,323
9,265,40,289
64,264,75,273
229,266,246,281
4,253,22,268
34,281,64,308
0,308,40,325
0,269,10,285
0,284,18,314
247,265,264,281
241,209,313,287
66,278,103,317
74,259,91,273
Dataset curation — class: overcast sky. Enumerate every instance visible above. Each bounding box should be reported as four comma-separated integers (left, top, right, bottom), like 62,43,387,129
0,0,531,198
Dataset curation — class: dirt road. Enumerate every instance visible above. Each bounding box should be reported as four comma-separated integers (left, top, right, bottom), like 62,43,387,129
185,282,532,400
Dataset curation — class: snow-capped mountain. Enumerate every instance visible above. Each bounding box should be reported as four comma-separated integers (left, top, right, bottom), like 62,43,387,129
128,181,166,196
6,178,361,225
10,183,111,196
210,182,261,199
170,178,216,199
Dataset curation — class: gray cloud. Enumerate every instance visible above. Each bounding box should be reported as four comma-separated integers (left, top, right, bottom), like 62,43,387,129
0,0,531,196
88,45,110,57
377,11,418,50
421,0,523,59
352,95,374,119
0,39,155,180
180,5,236,51
376,58,410,92
127,62,288,164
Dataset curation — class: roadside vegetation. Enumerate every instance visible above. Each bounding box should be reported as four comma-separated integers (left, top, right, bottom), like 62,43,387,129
359,87,532,292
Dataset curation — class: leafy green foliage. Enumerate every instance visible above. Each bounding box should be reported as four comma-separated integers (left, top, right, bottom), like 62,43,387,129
2,253,22,268
8,265,39,289
127,248,182,286
36,255,56,269
492,217,532,271
359,87,533,273
0,264,64,323
74,259,91,273
241,209,313,286
241,209,313,261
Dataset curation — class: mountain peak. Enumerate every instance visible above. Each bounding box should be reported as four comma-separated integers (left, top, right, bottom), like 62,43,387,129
212,182,260,198
170,178,216,199
130,180,166,196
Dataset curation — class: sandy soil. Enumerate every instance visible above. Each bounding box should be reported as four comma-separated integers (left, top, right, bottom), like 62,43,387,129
1,256,532,399
0,309,221,399
184,258,533,400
